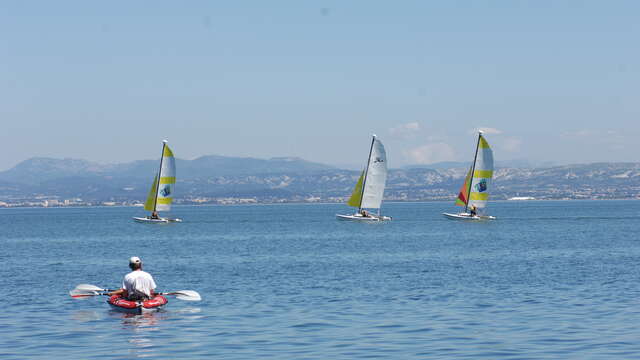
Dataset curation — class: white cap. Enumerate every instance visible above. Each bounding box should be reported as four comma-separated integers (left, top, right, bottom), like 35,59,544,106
129,256,142,265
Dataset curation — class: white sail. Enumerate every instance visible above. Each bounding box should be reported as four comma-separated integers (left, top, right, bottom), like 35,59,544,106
360,136,387,209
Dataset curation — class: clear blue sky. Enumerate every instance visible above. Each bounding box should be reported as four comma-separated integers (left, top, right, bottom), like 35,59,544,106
2,1,638,170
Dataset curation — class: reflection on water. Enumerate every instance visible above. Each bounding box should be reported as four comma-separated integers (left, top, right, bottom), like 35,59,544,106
70,309,178,359
128,337,154,358
172,307,202,315
115,312,166,359
71,310,103,322
114,310,167,328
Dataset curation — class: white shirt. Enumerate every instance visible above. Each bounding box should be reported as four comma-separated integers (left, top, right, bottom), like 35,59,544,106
122,270,157,298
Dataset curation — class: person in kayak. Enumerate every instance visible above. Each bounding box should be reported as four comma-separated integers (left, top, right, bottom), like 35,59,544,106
107,256,157,301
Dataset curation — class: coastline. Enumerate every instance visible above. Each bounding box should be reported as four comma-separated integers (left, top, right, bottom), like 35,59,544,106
2,197,639,209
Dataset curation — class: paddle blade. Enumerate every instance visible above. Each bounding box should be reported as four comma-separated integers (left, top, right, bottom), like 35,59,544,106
165,290,201,301
69,288,99,298
75,284,106,292
69,284,113,299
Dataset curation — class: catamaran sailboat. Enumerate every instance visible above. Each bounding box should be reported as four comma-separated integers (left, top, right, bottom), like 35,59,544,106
443,131,496,221
133,140,182,223
336,135,391,221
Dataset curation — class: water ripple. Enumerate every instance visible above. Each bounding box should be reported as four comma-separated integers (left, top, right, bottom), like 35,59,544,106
2,202,640,359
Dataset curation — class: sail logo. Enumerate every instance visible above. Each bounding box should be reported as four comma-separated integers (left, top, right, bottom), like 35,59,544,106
373,157,384,163
475,179,488,193
160,185,172,197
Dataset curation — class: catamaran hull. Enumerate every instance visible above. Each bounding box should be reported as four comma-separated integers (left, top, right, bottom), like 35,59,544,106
107,295,168,314
442,212,495,221
132,217,182,223
336,214,392,222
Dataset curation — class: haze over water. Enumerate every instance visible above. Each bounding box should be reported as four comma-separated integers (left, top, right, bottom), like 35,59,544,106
2,201,640,359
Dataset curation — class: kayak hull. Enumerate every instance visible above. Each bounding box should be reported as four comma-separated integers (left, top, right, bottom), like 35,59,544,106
336,213,392,221
107,295,168,314
442,212,496,221
133,217,182,223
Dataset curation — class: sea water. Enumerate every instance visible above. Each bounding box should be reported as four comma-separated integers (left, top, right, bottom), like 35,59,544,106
1,201,640,359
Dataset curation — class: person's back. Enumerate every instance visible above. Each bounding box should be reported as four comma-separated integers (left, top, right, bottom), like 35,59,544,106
108,256,157,301
123,269,156,300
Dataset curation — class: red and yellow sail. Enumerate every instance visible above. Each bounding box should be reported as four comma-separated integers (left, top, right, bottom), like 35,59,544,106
455,168,472,207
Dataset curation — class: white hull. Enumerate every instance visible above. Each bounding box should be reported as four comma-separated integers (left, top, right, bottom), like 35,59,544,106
442,212,496,221
133,217,182,223
336,213,392,222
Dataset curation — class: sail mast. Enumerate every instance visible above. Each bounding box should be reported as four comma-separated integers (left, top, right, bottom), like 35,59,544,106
465,131,482,213
152,140,167,213
358,135,376,211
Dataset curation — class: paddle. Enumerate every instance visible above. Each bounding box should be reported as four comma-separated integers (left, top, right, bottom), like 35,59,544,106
69,284,114,298
158,290,202,301
69,284,201,301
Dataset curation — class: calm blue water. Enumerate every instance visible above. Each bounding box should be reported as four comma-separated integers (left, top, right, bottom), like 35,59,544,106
1,201,640,359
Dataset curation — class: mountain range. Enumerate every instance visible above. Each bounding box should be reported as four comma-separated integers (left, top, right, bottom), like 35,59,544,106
0,156,638,204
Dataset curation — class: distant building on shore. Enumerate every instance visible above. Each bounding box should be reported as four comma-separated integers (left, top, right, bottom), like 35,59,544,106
507,196,536,201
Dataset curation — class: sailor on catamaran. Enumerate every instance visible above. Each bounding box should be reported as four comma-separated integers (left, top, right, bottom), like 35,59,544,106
469,205,477,217
107,257,157,301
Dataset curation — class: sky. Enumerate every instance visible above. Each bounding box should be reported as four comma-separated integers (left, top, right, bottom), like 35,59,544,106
1,1,639,171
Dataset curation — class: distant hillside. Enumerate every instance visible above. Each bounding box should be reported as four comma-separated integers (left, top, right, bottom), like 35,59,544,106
180,156,335,177
0,158,110,183
0,156,335,185
0,157,638,203
405,159,556,170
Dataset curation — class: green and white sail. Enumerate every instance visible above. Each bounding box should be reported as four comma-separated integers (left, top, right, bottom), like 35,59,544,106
143,175,159,211
346,171,365,207
346,135,388,211
144,141,176,212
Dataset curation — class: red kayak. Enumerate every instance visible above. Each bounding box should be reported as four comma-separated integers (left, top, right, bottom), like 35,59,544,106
107,294,168,314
